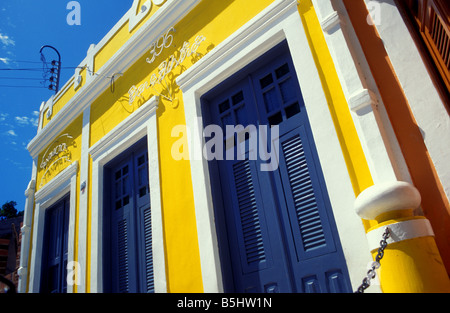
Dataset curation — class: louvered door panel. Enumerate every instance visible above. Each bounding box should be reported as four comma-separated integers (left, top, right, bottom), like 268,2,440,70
142,207,154,293
282,135,326,252
278,127,336,260
111,206,137,293
135,150,154,293
225,154,293,292
232,159,266,268
117,218,130,293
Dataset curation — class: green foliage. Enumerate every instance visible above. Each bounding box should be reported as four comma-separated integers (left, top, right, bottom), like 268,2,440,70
0,201,21,220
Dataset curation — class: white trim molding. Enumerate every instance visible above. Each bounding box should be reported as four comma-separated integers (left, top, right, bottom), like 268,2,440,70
28,161,78,293
89,96,166,293
76,106,91,293
176,0,373,292
366,218,434,252
313,0,412,186
17,176,36,293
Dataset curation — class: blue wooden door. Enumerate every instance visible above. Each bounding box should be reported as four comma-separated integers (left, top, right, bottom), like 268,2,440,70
106,139,154,293
41,194,70,293
202,42,351,293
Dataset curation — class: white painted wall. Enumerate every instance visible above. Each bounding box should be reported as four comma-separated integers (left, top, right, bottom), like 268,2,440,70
364,0,450,203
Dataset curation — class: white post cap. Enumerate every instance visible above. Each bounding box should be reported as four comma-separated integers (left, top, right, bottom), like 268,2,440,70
355,181,421,220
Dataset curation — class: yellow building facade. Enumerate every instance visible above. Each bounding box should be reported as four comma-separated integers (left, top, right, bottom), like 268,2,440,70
19,0,450,293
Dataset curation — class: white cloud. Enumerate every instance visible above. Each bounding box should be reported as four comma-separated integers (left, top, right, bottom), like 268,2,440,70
0,57,10,65
0,33,15,46
7,129,17,137
15,116,28,125
0,113,8,122
15,115,39,127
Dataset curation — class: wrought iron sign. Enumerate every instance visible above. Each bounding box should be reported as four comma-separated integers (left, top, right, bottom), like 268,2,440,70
39,133,74,188
128,26,207,105
145,27,175,64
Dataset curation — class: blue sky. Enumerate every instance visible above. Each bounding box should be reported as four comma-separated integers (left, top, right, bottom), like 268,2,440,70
0,0,133,212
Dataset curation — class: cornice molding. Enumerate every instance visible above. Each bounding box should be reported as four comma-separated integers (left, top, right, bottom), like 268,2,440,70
27,0,201,158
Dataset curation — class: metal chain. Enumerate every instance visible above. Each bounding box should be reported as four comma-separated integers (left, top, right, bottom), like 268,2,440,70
355,227,391,293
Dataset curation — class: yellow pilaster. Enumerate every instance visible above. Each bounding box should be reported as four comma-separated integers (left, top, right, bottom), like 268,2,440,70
356,182,450,293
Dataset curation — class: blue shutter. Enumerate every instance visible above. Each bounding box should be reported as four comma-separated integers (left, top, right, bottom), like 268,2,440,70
202,41,351,293
62,196,70,293
277,126,351,292
223,155,293,293
142,207,154,292
41,194,70,293
117,218,130,292
108,142,153,293
232,159,267,268
278,127,335,259
43,206,61,293
250,45,351,292
111,160,138,293
135,151,154,293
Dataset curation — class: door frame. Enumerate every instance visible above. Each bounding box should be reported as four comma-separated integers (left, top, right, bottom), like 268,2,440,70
177,0,368,291
89,96,166,292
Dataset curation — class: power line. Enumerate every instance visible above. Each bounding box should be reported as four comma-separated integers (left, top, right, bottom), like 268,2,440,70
0,68,45,71
7,60,48,64
0,85,46,88
0,66,82,71
0,60,121,90
0,77,44,80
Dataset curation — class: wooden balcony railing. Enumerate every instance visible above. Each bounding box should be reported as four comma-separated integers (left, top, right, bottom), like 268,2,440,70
403,0,450,94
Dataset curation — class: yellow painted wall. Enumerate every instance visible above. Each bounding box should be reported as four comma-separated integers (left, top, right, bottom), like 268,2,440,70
94,0,160,73
42,68,87,128
32,0,378,293
42,79,74,128
33,115,82,292
89,0,275,293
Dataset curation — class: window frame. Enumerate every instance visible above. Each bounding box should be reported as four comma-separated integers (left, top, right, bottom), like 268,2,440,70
176,0,368,292
29,161,78,293
400,0,450,98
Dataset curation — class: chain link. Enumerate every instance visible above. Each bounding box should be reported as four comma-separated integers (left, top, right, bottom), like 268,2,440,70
355,227,391,293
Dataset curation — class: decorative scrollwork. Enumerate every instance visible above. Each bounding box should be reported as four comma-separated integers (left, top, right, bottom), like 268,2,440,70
129,34,207,105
